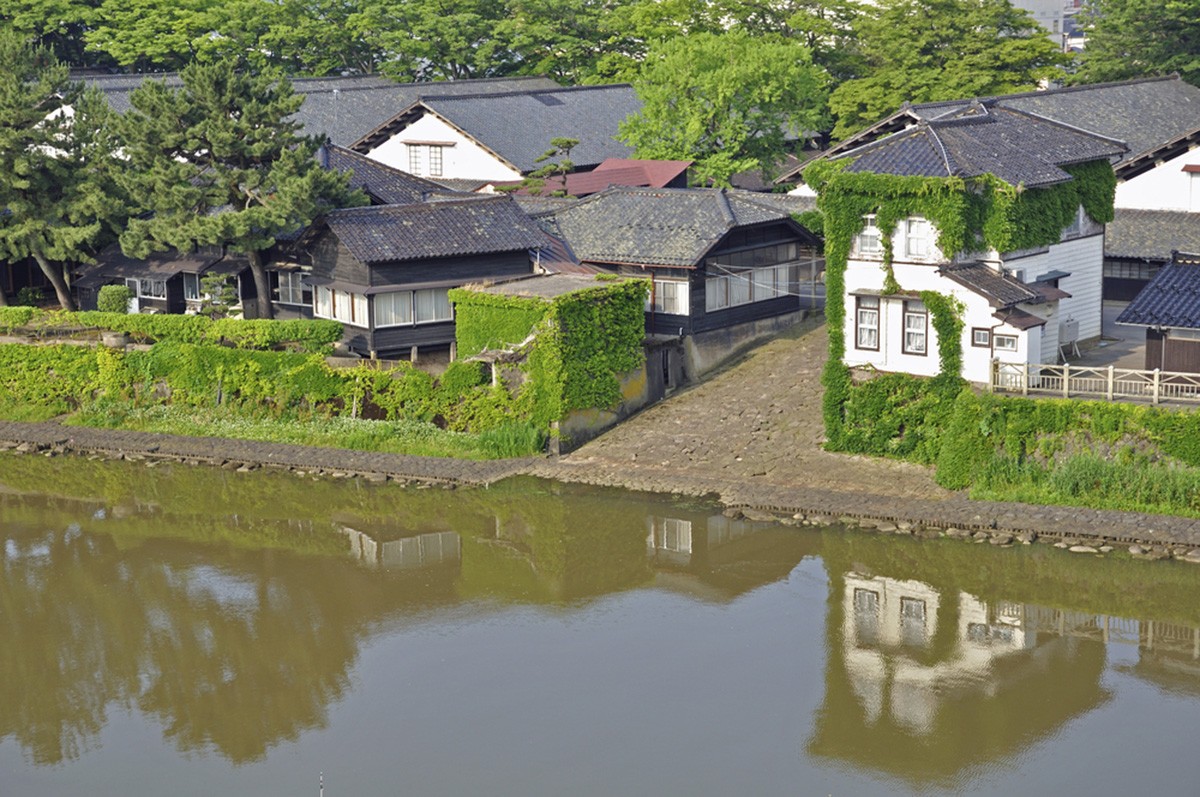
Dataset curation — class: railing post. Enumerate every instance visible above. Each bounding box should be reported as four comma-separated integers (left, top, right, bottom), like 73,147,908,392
1107,365,1114,401
1021,362,1028,396
1062,363,1070,398
1153,368,1161,404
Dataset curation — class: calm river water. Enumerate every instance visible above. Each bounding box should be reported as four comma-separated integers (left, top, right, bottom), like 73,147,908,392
3,452,1200,795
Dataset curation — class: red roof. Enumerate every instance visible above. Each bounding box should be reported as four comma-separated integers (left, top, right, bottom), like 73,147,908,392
496,158,692,197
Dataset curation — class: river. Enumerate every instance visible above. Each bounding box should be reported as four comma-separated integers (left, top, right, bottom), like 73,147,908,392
2,452,1199,795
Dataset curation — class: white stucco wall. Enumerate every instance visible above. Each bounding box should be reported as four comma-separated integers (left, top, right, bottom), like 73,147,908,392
366,113,522,182
1115,147,1200,211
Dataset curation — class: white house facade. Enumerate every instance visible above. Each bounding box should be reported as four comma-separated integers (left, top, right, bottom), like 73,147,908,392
366,112,523,183
1116,146,1200,212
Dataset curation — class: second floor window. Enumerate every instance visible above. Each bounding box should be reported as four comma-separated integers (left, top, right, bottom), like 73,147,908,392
648,279,690,315
856,214,883,257
904,217,933,259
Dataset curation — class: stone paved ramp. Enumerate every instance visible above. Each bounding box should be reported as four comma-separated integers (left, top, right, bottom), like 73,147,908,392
532,321,1200,548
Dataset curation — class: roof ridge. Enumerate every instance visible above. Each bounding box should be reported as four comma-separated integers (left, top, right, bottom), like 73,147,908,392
914,74,1185,111
921,122,956,177
420,83,631,103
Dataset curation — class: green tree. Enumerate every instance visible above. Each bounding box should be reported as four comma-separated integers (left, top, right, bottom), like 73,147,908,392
829,0,1068,139
355,0,510,81
0,30,126,311
1072,0,1200,87
86,0,219,71
493,0,614,83
117,57,364,319
618,30,828,186
718,0,864,82
0,0,109,67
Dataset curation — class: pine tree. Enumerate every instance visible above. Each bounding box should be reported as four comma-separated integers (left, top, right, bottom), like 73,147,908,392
117,56,363,319
0,29,126,310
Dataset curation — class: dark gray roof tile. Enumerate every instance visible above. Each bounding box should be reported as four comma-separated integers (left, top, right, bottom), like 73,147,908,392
1106,208,1200,261
1117,252,1200,328
939,261,1042,307
325,145,445,205
323,195,547,264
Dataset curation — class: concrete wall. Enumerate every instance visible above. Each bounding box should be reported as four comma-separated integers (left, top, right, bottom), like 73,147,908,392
684,310,807,378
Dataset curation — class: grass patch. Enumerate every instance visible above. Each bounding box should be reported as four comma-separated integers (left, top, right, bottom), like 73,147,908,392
67,404,544,460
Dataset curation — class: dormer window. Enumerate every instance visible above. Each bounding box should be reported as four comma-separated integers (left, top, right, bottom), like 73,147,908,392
904,217,933,259
855,214,883,257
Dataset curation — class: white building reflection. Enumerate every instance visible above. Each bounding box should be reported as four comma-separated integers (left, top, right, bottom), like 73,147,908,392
343,527,461,571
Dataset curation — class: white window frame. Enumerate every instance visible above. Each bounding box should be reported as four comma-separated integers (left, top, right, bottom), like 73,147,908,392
373,290,414,328
993,334,1018,352
649,279,690,315
1063,204,1085,237
902,300,927,355
904,217,933,260
183,273,201,302
314,285,368,328
413,287,453,324
406,143,422,174
855,296,879,351
276,272,307,306
428,145,444,177
855,214,883,257
138,279,166,299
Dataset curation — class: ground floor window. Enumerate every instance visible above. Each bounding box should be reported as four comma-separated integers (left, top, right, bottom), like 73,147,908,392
273,272,310,306
972,328,991,348
315,285,368,327
855,296,879,350
183,273,201,301
648,279,690,315
902,300,927,355
129,278,166,299
993,334,1018,352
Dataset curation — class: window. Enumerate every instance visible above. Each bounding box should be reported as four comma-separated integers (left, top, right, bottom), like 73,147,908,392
406,144,422,174
275,272,308,305
427,145,444,176
314,285,368,327
856,296,879,350
972,328,991,348
650,279,690,315
899,597,928,646
902,300,927,355
139,279,166,299
904,217,933,259
1063,205,1085,237
374,290,413,327
855,214,883,257
853,588,880,644
414,287,453,323
994,334,1018,352
183,273,201,302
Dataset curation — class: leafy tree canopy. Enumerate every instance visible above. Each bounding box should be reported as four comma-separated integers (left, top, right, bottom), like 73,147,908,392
1072,0,1200,87
0,28,126,309
117,57,365,318
619,30,828,186
828,0,1068,139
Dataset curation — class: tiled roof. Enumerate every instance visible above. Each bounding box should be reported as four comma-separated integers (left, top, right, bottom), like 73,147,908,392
494,158,692,197
1116,252,1200,329
840,104,1127,188
938,261,1042,307
81,73,560,148
325,145,444,205
322,195,548,264
1106,208,1200,261
545,186,804,268
993,307,1047,330
726,189,817,216
914,75,1200,166
385,85,642,173
76,243,239,287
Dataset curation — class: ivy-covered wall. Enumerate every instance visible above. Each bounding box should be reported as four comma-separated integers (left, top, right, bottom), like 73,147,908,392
450,278,648,429
805,156,1117,450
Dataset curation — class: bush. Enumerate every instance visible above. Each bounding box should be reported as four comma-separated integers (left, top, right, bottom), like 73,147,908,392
97,284,132,314
0,306,36,332
15,286,43,306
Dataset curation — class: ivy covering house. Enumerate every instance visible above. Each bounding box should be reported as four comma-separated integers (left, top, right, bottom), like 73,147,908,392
807,101,1125,451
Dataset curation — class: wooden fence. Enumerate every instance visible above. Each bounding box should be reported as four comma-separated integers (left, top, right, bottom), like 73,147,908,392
990,360,1200,405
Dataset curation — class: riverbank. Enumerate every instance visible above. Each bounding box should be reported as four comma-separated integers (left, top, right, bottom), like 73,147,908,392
3,320,1200,561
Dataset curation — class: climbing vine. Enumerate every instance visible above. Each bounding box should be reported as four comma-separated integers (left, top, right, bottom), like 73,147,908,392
806,154,1117,450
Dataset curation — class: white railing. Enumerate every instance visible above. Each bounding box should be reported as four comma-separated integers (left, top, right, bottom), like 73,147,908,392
991,360,1200,404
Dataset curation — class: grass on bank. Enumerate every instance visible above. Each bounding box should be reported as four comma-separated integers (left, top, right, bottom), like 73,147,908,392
61,403,546,460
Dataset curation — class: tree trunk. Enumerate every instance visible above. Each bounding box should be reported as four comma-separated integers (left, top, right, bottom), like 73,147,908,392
246,249,274,319
31,250,76,311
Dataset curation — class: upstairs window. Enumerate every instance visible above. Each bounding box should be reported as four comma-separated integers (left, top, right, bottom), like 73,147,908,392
855,214,883,257
904,217,933,259
649,279,690,315
406,143,422,175
1063,205,1086,238
427,145,444,176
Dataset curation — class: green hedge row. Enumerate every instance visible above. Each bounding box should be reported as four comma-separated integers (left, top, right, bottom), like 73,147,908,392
0,306,343,353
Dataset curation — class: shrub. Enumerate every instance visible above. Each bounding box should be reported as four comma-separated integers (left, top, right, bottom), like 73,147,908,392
97,284,132,314
15,286,43,306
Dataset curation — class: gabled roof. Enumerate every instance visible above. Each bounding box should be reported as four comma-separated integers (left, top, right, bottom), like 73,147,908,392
76,243,243,287
1116,252,1200,329
353,84,641,173
837,104,1127,188
324,145,445,205
321,195,548,265
782,76,1199,184
543,186,815,269
1106,208,1200,261
81,73,561,148
493,158,692,197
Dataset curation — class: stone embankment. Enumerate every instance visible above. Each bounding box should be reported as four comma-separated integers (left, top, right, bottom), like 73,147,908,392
3,320,1200,563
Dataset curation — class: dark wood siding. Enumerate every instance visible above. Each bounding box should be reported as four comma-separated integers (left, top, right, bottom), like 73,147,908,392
311,234,372,285
1146,328,1164,370
693,295,800,334
1161,332,1200,374
369,251,531,287
370,321,456,356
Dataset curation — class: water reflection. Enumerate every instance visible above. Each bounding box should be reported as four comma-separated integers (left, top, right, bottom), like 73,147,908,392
2,452,1200,790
